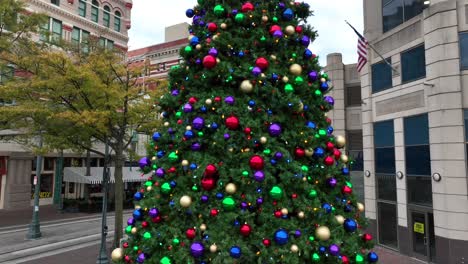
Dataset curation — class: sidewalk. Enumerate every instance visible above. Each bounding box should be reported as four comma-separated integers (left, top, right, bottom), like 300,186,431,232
375,246,426,264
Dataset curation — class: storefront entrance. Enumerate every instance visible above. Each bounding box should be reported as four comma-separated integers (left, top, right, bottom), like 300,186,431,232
410,210,436,262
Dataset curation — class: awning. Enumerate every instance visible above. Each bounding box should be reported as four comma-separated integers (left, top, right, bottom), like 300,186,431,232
64,167,148,184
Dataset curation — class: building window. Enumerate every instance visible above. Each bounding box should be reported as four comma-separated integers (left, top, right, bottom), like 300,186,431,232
71,27,80,46
401,45,426,83
91,0,99,23
0,65,15,84
377,202,398,248
347,130,363,172
114,11,121,32
51,0,59,6
99,37,114,50
103,6,110,27
51,19,62,43
31,173,54,199
81,30,90,53
78,0,86,17
107,39,114,49
71,27,89,53
39,18,50,42
372,58,393,93
345,86,361,107
374,120,396,202
459,32,468,70
383,0,424,33
404,114,431,206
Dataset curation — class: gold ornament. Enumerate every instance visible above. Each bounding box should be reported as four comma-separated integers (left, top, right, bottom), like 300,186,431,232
341,154,349,163
335,135,346,148
320,77,326,83
196,44,202,50
216,58,220,63
205,98,212,105
220,23,227,29
111,248,124,261
210,244,218,253
240,80,254,93
135,205,141,209
200,224,207,231
228,148,234,152
298,211,305,219
285,25,295,35
180,195,192,207
290,244,299,253
213,35,218,40
260,136,267,144
163,121,169,127
261,15,268,22
181,160,189,166
281,208,289,215
282,76,289,83
289,64,303,76
305,148,314,157
315,226,331,241
151,156,157,161
131,227,138,234
225,183,237,194
270,55,277,60
296,102,304,112
146,186,152,192
335,215,345,224
357,202,365,212
186,125,192,131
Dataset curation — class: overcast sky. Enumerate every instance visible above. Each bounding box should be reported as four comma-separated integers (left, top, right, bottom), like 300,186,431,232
128,0,364,66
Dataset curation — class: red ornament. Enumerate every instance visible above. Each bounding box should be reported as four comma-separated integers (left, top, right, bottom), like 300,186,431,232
334,149,341,159
186,228,196,239
210,208,219,217
188,97,198,104
342,185,353,195
225,116,240,130
124,255,131,262
292,193,298,199
249,155,264,170
295,26,303,34
201,177,216,191
240,224,252,236
151,215,162,223
204,164,218,177
207,22,218,32
324,156,334,166
244,127,251,134
168,167,176,173
214,96,222,103
362,233,373,242
255,57,269,70
263,239,271,246
203,55,217,69
141,221,148,228
274,211,282,218
341,255,349,264
326,142,335,151
269,25,281,35
295,147,305,158
123,242,129,248
241,2,254,12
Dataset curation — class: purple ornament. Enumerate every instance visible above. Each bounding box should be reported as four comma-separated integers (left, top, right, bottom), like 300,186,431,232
327,177,337,187
224,96,235,105
199,21,205,27
208,47,218,57
195,58,202,64
191,142,201,151
269,123,282,137
127,217,135,226
254,171,265,182
138,157,150,169
224,133,230,140
273,30,283,38
274,152,283,159
295,229,302,237
156,168,165,178
193,15,201,24
201,195,209,203
252,66,262,76
137,253,145,263
329,244,340,256
192,117,205,130
324,96,334,106
278,2,285,9
168,128,175,134
183,103,193,113
190,242,205,257
256,197,263,205
241,202,248,209
232,9,238,15
301,36,310,46
171,89,179,96
308,71,318,81
148,208,159,218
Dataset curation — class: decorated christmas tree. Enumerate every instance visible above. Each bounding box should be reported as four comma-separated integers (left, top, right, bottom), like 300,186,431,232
112,0,378,263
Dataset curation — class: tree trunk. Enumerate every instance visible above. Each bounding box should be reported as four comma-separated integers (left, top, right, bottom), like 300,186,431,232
83,151,91,201
113,150,125,249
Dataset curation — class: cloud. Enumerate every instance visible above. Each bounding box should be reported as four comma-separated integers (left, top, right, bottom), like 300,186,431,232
128,0,364,66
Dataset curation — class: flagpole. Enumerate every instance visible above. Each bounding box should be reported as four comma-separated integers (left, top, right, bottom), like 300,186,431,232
345,20,399,75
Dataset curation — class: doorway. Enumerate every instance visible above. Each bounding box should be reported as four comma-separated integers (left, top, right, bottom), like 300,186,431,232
410,210,436,262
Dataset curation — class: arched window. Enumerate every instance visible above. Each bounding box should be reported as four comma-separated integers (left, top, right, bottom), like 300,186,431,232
91,0,99,22
114,11,121,32
103,6,110,27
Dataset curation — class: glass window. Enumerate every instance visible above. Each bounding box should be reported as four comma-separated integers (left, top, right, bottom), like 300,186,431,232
71,27,80,46
99,37,106,47
39,18,50,42
407,176,432,205
90,158,98,167
404,0,425,21
345,86,361,107
383,0,424,33
44,157,54,171
51,0,59,6
401,45,426,83
103,6,110,27
347,130,363,171
91,0,99,23
78,0,86,17
31,174,54,199
114,11,121,32
372,58,393,93
81,30,90,53
378,202,398,248
374,120,397,202
404,114,429,145
106,39,114,50
460,32,468,70
374,120,395,147
51,19,62,43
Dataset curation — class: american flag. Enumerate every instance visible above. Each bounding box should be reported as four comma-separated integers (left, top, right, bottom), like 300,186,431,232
346,21,368,72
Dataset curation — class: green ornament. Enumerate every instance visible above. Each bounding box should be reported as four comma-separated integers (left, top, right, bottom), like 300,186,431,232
263,149,271,155
226,75,233,82
314,90,322,96
192,185,199,191
170,65,180,70
356,254,364,263
222,197,236,210
301,165,308,172
143,232,151,239
168,152,179,162
284,84,294,93
346,181,353,188
308,189,317,198
197,0,203,4
292,53,297,58
198,132,204,137
160,257,171,264
322,73,329,79
152,164,157,169
145,181,152,187
172,238,180,245
161,182,172,194
272,16,278,22
312,253,320,261
213,5,225,16
294,76,304,85
242,171,249,177
133,246,138,251
260,36,266,42
270,186,283,199
125,226,132,233
308,235,315,242
235,13,245,23
175,111,182,118
249,66,254,70
318,129,327,136
184,46,193,53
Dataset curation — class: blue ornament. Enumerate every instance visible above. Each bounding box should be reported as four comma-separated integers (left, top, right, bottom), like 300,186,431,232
368,252,379,262
186,9,195,18
200,106,207,112
342,167,350,175
184,130,194,139
271,73,279,81
322,203,332,213
320,82,329,92
216,193,224,199
190,36,200,46
170,180,177,188
157,151,165,159
274,229,289,245
314,147,325,158
211,122,219,130
248,100,256,107
230,246,241,258
283,8,294,21
133,209,143,220
152,132,161,141
327,126,334,134
270,159,277,165
306,121,316,129
234,220,240,226
345,204,354,212
238,51,244,57
161,111,168,118
319,246,326,253
304,49,313,59
303,104,309,111
134,192,143,201
190,163,197,170
344,218,358,232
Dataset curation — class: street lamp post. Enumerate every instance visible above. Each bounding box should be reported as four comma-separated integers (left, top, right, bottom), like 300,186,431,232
27,133,43,239
97,140,110,264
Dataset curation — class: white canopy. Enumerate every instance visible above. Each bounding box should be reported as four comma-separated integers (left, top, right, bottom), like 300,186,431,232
64,167,147,184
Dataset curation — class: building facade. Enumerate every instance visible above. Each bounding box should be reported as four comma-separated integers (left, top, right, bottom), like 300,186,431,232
362,0,468,262
0,0,133,210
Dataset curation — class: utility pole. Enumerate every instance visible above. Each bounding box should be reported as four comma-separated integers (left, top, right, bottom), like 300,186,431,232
96,140,110,264
27,132,43,239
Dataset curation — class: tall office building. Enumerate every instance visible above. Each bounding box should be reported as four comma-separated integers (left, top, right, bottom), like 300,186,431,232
362,0,468,262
